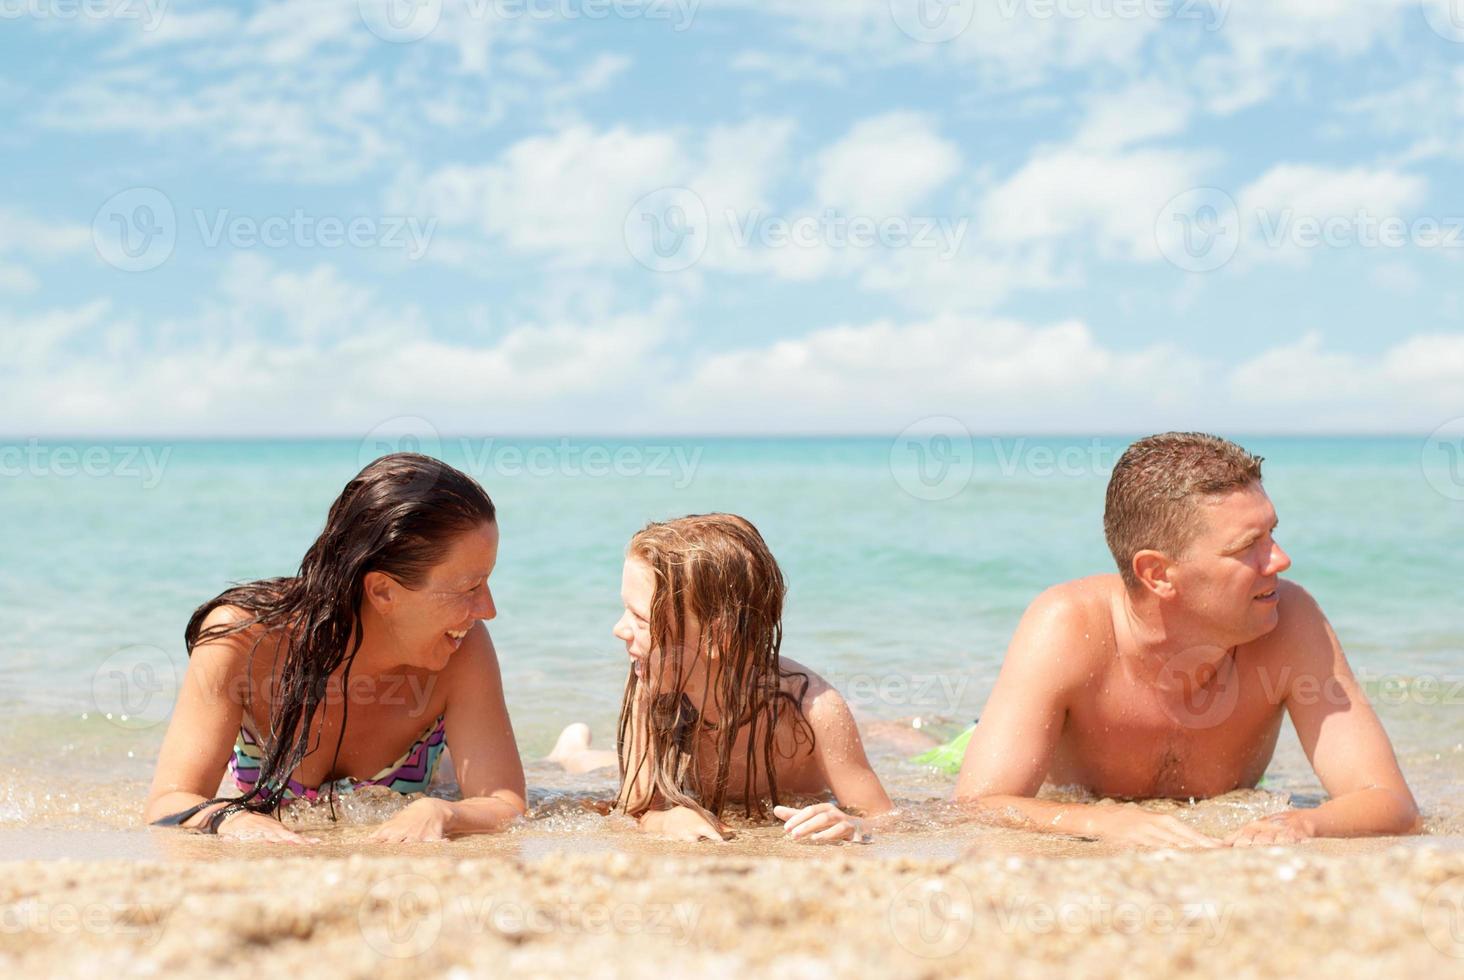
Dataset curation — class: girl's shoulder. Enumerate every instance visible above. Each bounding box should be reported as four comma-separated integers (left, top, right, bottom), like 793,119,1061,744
777,658,849,724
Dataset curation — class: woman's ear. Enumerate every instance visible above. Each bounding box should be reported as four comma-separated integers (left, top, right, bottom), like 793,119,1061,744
362,570,397,614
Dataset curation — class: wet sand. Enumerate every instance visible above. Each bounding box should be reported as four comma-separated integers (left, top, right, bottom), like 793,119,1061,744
3,836,1463,977
5,728,1463,976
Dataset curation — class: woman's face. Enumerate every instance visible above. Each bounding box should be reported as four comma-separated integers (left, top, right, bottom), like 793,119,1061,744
387,521,500,670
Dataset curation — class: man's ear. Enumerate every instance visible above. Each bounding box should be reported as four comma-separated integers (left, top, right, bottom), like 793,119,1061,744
1132,550,1178,599
362,570,397,614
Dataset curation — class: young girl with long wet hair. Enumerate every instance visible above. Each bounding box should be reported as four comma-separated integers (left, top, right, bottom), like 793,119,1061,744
550,513,892,842
145,453,525,842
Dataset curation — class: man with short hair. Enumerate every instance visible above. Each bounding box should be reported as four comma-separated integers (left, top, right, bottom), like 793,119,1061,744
955,432,1418,847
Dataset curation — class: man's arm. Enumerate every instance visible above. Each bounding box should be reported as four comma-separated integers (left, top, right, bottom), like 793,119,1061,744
956,588,1219,849
1230,583,1419,845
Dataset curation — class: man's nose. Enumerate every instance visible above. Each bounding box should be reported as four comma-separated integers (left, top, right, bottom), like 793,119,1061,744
1267,542,1292,577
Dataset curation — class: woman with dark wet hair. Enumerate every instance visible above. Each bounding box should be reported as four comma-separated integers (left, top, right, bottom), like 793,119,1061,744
145,453,524,842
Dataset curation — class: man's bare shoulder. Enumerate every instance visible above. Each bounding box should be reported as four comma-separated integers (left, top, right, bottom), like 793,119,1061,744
1005,575,1120,679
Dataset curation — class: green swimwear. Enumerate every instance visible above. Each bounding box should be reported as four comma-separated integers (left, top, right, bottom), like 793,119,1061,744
910,723,976,774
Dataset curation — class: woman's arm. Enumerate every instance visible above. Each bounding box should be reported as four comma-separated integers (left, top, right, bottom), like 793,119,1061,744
144,609,315,844
371,624,526,841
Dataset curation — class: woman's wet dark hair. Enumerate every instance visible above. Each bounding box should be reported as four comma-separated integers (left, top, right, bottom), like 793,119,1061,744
173,452,495,826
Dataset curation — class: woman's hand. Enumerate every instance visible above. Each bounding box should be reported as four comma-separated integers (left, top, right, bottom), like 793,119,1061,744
1225,809,1315,847
640,805,731,842
370,798,456,843
216,810,319,845
774,803,871,844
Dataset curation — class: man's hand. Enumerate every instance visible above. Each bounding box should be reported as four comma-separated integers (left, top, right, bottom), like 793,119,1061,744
370,798,455,843
773,803,871,844
1091,806,1221,849
1225,809,1315,847
640,805,731,842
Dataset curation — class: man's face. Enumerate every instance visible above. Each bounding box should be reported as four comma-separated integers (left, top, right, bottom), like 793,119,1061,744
1170,483,1292,641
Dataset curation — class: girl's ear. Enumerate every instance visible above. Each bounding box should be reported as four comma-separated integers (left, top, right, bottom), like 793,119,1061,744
362,570,397,614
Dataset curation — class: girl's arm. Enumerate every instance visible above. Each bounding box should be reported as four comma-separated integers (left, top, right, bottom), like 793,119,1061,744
371,625,526,841
776,680,894,843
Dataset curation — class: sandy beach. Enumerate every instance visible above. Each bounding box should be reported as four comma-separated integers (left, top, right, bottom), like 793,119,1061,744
4,834,1463,978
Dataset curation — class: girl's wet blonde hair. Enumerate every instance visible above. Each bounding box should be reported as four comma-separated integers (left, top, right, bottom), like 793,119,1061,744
615,513,812,822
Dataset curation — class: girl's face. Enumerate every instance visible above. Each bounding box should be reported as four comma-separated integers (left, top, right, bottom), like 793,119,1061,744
384,521,499,670
612,556,710,685
612,557,655,679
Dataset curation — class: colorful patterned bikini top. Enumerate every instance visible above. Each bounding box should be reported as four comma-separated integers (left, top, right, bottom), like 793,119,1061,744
229,714,447,803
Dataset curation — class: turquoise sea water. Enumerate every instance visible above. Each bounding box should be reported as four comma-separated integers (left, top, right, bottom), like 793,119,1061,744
2,435,1461,832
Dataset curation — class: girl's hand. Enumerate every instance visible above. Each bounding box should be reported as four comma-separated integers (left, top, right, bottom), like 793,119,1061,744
641,805,731,842
216,810,319,845
370,798,455,843
774,803,871,844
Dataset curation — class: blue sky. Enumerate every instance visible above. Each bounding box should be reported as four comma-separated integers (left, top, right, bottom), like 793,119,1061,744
2,0,1463,435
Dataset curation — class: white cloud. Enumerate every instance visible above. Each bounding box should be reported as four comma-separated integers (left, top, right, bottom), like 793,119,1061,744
405,118,796,268
0,209,92,258
814,113,961,215
0,259,677,436
1236,164,1429,266
1228,330,1464,429
0,264,39,294
979,146,1211,260
1073,79,1193,150
731,50,845,87
666,313,1209,431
